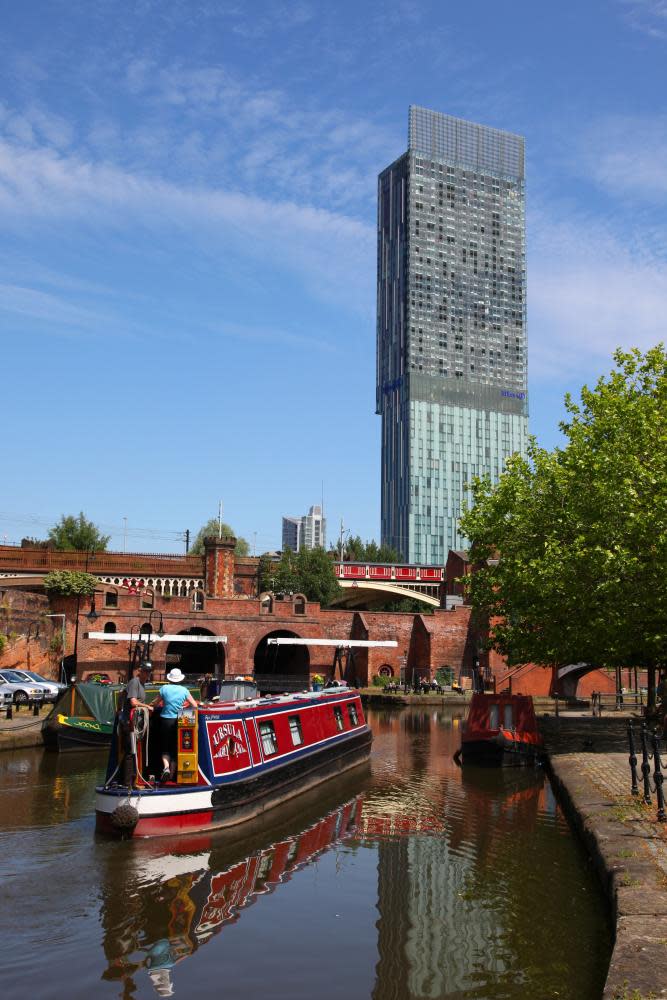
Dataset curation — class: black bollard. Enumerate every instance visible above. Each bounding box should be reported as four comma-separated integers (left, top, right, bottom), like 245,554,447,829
15,700,20,714
640,724,653,805
652,731,666,822
33,700,40,717
5,704,12,720
627,722,639,796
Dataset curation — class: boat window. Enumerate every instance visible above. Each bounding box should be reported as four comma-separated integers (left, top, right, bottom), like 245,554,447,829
488,703,500,729
333,706,345,731
288,715,303,746
348,703,359,726
259,720,278,756
503,704,514,729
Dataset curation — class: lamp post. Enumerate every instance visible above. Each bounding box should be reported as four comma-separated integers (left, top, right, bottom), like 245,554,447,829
25,621,40,673
140,611,164,673
72,549,97,681
44,613,67,686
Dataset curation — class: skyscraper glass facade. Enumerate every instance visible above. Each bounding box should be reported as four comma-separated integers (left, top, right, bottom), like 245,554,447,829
377,106,529,562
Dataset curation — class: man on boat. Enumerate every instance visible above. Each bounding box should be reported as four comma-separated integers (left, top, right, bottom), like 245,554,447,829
119,661,154,787
152,668,199,783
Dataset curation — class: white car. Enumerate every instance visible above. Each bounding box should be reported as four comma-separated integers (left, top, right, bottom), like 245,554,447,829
0,670,45,705
0,685,12,708
9,670,66,703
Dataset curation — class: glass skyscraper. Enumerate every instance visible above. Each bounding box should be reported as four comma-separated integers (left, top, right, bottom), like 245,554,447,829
377,106,529,563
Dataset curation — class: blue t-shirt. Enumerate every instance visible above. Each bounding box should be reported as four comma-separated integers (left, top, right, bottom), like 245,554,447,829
159,684,191,719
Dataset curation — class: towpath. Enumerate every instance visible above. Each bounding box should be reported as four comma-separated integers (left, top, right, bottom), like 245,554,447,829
0,704,50,750
541,713,667,999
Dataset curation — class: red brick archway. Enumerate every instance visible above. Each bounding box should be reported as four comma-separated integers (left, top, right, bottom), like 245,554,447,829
166,627,226,679
253,630,310,694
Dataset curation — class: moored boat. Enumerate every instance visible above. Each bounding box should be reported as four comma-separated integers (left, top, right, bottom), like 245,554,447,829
95,686,372,838
42,681,200,752
457,692,543,767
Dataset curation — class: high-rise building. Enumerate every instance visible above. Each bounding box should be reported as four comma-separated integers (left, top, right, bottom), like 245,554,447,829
377,106,529,562
281,505,326,553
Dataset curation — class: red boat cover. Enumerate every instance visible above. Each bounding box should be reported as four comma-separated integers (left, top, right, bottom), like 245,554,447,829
463,694,543,746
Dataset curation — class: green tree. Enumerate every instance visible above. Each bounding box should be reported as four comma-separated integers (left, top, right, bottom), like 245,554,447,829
48,513,110,552
337,535,401,563
43,571,98,597
460,346,667,682
190,518,249,556
262,547,341,607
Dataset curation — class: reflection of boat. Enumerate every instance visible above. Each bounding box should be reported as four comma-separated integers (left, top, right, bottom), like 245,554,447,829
457,693,543,766
42,682,201,752
95,688,371,837
101,795,362,995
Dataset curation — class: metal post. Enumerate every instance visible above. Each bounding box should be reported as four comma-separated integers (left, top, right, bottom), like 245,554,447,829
5,704,11,720
653,731,666,822
33,700,39,717
640,724,652,805
615,664,622,711
627,722,639,796
554,693,559,718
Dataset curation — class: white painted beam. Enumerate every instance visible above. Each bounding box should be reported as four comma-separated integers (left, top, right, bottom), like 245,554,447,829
85,632,227,643
266,638,397,648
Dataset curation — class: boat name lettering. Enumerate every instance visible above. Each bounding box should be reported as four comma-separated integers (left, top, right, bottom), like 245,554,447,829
211,722,247,759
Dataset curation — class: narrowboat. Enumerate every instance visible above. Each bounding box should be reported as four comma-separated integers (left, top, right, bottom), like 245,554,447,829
95,687,372,838
42,681,200,752
456,692,543,766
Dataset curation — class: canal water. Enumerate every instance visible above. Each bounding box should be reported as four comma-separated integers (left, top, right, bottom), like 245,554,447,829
0,707,611,999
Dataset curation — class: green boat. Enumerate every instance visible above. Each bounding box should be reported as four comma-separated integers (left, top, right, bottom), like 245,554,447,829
42,682,200,752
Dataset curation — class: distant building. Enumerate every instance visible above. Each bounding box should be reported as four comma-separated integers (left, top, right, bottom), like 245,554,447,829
377,105,529,562
282,505,326,552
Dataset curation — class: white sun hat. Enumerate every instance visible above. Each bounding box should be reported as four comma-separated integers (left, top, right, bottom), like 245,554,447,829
166,668,185,683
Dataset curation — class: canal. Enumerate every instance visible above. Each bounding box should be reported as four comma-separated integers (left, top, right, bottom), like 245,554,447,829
0,707,611,999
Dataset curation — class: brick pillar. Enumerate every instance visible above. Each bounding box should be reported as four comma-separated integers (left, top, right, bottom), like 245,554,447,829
203,537,236,598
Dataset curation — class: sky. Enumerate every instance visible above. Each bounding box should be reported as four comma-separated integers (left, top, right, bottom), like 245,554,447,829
1,0,666,555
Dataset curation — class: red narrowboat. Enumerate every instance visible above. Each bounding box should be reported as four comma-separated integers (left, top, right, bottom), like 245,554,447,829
457,693,543,767
95,687,371,838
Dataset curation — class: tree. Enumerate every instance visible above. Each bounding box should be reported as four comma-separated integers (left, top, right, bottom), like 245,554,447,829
459,346,667,685
261,547,341,607
190,518,249,556
336,535,402,563
43,571,98,597
48,513,110,552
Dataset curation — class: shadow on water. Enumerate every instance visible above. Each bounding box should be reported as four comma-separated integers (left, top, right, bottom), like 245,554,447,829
0,708,612,1000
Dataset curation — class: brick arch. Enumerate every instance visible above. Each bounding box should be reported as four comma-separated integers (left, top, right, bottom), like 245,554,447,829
253,630,310,694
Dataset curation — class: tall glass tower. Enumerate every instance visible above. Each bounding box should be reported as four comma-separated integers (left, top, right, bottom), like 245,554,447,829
377,106,529,562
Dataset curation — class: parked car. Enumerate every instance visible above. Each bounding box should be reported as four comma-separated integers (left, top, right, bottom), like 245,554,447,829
83,672,113,685
0,670,45,705
0,685,13,709
9,670,66,703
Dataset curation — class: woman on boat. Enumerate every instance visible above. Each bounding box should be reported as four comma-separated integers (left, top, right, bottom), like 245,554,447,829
153,668,198,783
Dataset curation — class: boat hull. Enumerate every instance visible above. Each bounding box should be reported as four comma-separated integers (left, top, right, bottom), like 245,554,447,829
96,728,372,838
42,717,112,752
461,736,541,767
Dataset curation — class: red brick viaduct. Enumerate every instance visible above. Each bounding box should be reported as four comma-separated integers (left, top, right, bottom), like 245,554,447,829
0,541,617,696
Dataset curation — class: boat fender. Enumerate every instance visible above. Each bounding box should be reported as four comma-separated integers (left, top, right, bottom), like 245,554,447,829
110,802,139,832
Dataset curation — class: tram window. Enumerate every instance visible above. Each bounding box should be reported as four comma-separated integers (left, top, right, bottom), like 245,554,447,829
288,715,303,746
348,703,359,726
503,704,513,729
488,703,500,729
333,706,345,731
259,720,277,756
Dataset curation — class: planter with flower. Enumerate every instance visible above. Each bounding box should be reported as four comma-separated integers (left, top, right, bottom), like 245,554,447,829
311,673,325,692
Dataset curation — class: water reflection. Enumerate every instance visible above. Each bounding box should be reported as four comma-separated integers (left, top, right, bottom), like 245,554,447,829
100,794,364,997
0,708,611,1000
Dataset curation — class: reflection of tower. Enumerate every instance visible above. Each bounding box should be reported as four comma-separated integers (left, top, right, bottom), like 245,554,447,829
373,839,411,1000
374,838,500,997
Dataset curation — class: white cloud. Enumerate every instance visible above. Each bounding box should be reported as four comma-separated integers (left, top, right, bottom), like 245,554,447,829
0,137,375,313
619,0,667,38
529,210,667,379
579,115,667,201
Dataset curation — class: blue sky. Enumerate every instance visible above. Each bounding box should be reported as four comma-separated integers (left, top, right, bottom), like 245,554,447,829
2,0,666,554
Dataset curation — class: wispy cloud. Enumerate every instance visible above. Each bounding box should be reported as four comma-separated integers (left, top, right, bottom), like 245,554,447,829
619,0,667,39
577,115,667,202
529,208,667,379
0,136,375,314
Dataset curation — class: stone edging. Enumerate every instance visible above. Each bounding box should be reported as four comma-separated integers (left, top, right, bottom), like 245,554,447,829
547,755,667,999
